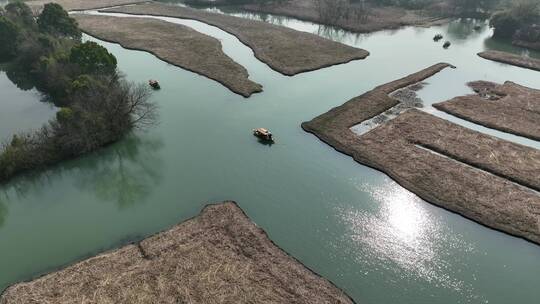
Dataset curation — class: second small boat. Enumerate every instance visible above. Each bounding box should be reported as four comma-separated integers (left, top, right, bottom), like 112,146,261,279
149,79,161,90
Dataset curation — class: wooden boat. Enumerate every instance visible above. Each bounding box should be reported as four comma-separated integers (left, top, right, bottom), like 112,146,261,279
443,41,451,49
149,79,160,89
433,34,443,42
253,128,274,142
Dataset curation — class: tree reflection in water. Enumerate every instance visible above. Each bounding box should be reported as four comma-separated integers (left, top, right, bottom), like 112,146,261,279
316,24,366,45
74,135,164,209
3,65,36,91
445,18,487,43
0,134,164,218
483,34,540,59
0,200,7,228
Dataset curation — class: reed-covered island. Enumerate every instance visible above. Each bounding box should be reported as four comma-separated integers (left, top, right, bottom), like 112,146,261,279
0,202,354,304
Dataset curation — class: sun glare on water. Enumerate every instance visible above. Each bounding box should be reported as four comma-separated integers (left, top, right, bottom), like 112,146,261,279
335,178,481,299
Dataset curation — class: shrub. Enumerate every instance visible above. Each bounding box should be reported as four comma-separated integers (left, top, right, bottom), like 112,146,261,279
490,0,540,39
69,42,118,76
490,10,521,38
514,25,540,43
0,16,19,61
37,3,81,40
4,1,35,28
56,107,74,123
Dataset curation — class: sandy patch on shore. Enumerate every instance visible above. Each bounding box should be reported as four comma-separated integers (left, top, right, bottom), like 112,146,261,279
102,2,369,76
74,14,262,97
434,80,540,141
302,64,540,245
478,50,540,72
0,202,354,304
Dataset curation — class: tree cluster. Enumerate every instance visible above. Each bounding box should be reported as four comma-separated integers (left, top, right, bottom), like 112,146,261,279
0,1,157,182
490,0,539,39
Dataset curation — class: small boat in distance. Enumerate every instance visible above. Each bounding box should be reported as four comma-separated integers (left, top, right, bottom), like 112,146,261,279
149,79,161,90
253,128,274,142
443,41,451,49
433,34,443,42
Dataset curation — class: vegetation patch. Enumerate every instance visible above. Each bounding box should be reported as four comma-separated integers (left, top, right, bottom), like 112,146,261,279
0,2,157,183
0,202,354,304
489,0,540,50
434,80,540,141
302,64,540,245
74,14,263,97
477,50,540,72
102,2,369,75
235,0,455,33
26,0,149,12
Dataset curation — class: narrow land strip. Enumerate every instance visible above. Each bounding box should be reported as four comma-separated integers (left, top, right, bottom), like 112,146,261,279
434,81,540,141
478,50,540,72
102,2,370,76
302,63,453,134
26,0,148,12
0,202,354,304
241,0,451,33
302,65,540,245
74,14,263,97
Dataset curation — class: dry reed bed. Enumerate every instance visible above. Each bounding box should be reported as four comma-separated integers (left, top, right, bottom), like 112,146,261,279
242,0,450,33
434,80,540,141
102,2,370,75
478,50,540,72
302,64,540,245
74,14,262,97
26,0,148,12
0,202,354,304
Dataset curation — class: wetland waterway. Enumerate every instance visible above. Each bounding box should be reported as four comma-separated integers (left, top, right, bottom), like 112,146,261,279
1,6,540,304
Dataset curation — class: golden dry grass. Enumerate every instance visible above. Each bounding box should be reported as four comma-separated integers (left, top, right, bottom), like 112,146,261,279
242,0,450,33
478,50,540,72
302,64,540,245
0,202,354,304
434,80,540,141
102,2,369,76
74,14,263,97
26,0,148,12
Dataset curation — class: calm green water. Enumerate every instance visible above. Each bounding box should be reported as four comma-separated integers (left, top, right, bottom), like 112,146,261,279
0,68,56,141
1,9,540,304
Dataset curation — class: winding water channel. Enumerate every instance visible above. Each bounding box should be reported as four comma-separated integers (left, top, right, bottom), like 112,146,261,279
1,4,540,303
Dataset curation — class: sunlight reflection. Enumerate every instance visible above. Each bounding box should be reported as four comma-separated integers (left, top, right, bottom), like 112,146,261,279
336,179,479,297
384,187,426,240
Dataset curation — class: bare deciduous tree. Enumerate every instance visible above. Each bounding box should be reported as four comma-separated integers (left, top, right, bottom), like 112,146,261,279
316,0,349,24
316,0,370,24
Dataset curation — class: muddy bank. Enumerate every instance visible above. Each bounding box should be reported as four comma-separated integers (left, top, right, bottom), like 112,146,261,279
241,0,450,33
0,201,354,304
302,67,540,245
26,0,147,12
434,81,540,141
478,50,540,72
74,14,262,97
102,2,369,76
